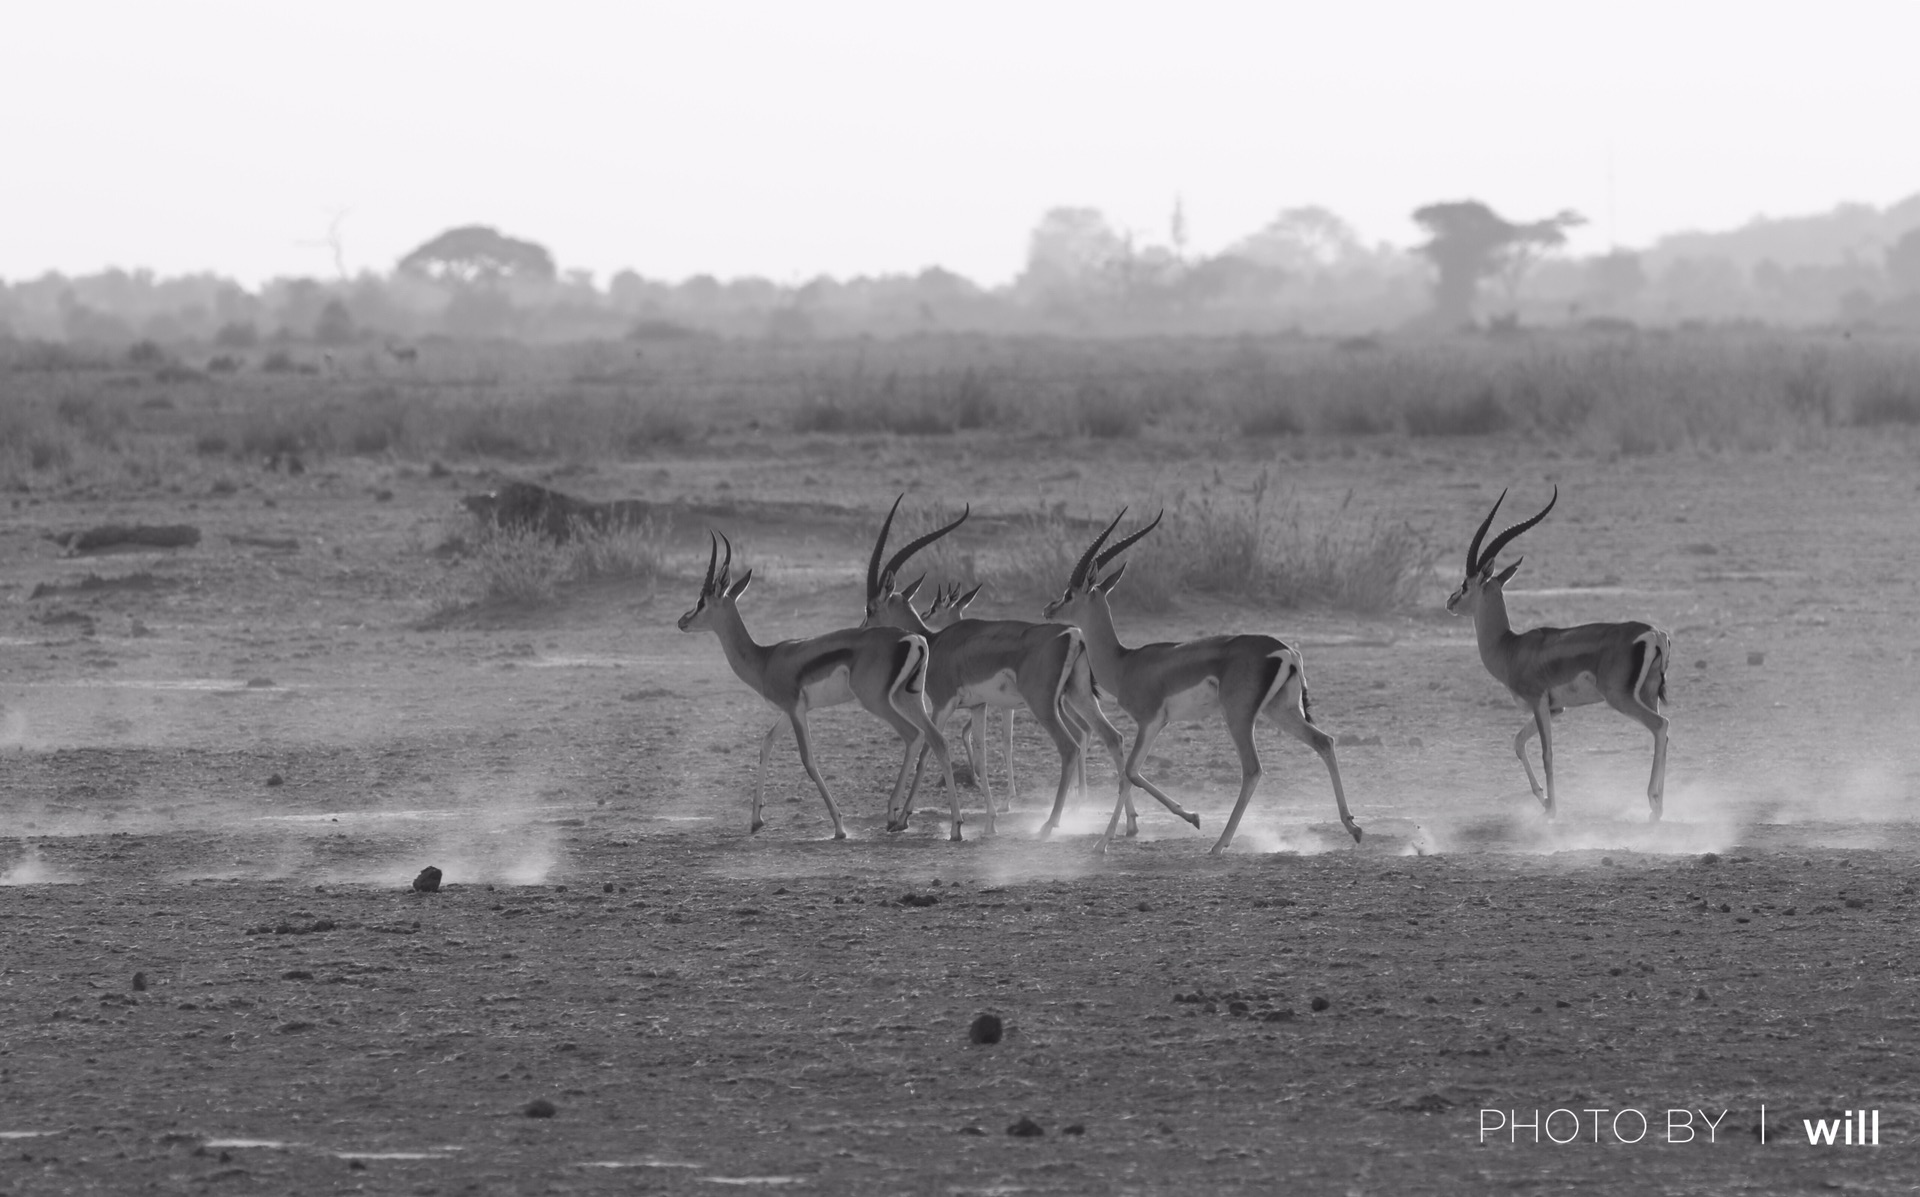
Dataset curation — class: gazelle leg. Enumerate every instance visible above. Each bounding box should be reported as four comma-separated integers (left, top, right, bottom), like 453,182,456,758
1604,689,1670,823
1511,708,1545,803
751,716,784,834
1271,704,1359,844
879,698,965,840
1108,710,1200,835
1102,712,1193,849
998,707,1016,812
787,711,848,840
1209,715,1265,855
1530,696,1557,820
1067,689,1134,842
967,704,994,814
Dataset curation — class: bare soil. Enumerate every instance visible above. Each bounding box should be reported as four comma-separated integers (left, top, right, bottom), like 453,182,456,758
3,429,1919,1194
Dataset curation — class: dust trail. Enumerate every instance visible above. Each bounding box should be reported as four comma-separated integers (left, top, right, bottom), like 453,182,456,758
1406,809,1741,859
0,849,80,886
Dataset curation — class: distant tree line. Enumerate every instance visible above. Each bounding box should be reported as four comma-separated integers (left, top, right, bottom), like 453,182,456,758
5,199,1920,347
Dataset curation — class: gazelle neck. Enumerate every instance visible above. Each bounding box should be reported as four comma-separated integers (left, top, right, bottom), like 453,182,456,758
883,595,934,638
704,602,775,699
1472,583,1518,682
1074,593,1129,681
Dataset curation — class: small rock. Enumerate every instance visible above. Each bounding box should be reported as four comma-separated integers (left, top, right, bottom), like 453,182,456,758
1601,856,1614,866
969,1013,1004,1045
603,882,615,893
1701,852,1719,865
246,677,275,688
1310,996,1330,1012
1747,651,1765,666
1062,1124,1086,1136
373,489,394,502
957,1125,986,1136
524,1099,557,1118
412,867,443,893
1262,1008,1296,1022
900,893,938,907
1007,1117,1044,1138
1694,988,1709,1001
1227,1001,1250,1017
265,774,284,787
131,972,147,992
1136,901,1152,912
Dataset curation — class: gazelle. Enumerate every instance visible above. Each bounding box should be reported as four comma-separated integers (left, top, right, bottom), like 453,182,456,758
1446,487,1671,820
1044,510,1360,853
915,581,1010,808
677,532,964,840
864,498,1194,840
912,580,1085,814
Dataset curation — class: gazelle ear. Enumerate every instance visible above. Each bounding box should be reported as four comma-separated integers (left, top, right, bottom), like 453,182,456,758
900,574,925,601
1492,559,1521,586
1097,560,1129,594
725,568,754,599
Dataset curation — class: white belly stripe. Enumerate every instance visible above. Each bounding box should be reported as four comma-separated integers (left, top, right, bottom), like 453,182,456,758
956,669,1023,709
801,666,855,708
1161,678,1221,724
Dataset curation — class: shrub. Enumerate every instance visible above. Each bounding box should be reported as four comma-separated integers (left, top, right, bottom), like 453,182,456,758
1241,401,1304,437
1076,383,1142,439
1851,379,1920,426
1405,390,1510,436
214,321,259,349
566,514,671,586
992,478,1434,617
472,526,567,604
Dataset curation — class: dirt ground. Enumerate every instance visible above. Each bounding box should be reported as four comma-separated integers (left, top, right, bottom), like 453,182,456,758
4,427,1919,1195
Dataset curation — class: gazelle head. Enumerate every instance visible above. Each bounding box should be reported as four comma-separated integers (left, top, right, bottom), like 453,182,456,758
918,580,983,628
1446,486,1557,617
678,531,753,631
1043,508,1162,621
862,494,969,628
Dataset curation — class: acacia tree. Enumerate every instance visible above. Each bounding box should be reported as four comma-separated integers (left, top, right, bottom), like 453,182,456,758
397,226,557,284
1412,201,1584,327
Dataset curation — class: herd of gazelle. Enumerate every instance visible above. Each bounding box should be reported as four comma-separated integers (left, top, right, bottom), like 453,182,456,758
678,488,1672,850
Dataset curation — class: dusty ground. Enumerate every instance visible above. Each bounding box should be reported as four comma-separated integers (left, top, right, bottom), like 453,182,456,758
4,426,1920,1194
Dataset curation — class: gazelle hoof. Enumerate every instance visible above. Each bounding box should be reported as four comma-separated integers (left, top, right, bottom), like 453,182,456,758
1347,822,1363,844
1183,812,1201,829
831,830,847,840
749,820,764,835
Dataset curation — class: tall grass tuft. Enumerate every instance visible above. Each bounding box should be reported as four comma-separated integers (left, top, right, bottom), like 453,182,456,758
994,474,1436,616
465,514,672,607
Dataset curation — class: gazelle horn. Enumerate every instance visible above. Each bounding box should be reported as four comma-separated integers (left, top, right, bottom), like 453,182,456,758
1070,509,1128,590
867,494,905,605
1465,489,1506,576
1476,486,1558,574
879,505,971,593
701,531,719,596
1094,509,1164,572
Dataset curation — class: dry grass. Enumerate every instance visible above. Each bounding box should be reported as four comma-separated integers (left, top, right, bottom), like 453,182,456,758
456,514,673,609
993,473,1437,616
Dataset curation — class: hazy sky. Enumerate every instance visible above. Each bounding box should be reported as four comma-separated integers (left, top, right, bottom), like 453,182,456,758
6,0,1915,287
